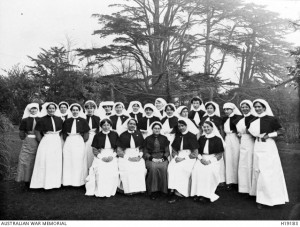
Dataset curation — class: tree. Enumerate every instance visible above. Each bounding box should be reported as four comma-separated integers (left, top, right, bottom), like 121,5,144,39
77,0,202,100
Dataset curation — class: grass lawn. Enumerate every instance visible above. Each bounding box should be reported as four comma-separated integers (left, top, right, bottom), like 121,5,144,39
1,129,300,220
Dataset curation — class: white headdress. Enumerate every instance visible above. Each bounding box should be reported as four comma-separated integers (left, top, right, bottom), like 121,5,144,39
127,101,144,114
204,101,220,117
147,121,164,136
190,96,206,112
223,102,242,116
112,102,130,116
39,102,60,117
240,100,257,116
96,101,114,118
22,103,40,119
253,99,274,117
155,98,167,119
164,103,179,118
202,120,225,148
58,101,71,117
176,106,188,117
84,100,97,115
177,117,199,135
143,103,161,118
68,103,86,119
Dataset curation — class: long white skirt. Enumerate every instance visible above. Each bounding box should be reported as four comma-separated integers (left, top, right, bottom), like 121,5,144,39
219,156,226,183
63,134,87,187
238,134,255,194
85,149,119,197
224,133,240,184
165,133,175,161
191,155,221,202
168,150,196,197
30,133,62,189
118,148,147,194
250,138,289,206
83,130,96,175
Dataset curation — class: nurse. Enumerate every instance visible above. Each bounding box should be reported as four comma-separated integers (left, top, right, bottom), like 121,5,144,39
236,100,256,195
117,119,147,194
248,99,288,209
222,102,243,190
191,121,225,203
167,119,199,203
62,103,90,187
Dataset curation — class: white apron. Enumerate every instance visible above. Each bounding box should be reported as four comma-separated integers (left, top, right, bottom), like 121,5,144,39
162,118,175,160
224,118,240,184
85,148,119,197
250,138,289,206
63,133,87,186
118,148,147,193
30,132,62,189
168,150,196,197
236,118,255,193
191,154,221,202
84,129,97,171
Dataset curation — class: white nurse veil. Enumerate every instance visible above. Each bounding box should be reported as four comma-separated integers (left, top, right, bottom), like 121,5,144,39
253,99,274,116
240,100,257,116
202,120,226,148
223,102,242,116
204,101,220,117
127,101,144,114
68,103,86,119
22,103,40,119
39,102,60,117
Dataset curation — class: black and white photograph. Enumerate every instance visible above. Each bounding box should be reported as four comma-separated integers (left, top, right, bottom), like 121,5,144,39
0,0,300,223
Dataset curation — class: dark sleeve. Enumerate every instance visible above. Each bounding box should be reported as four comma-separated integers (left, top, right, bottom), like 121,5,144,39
272,117,282,131
91,134,100,149
116,132,127,149
35,118,44,132
198,136,206,154
111,131,119,149
188,132,199,150
214,137,224,153
19,119,27,131
82,118,90,133
163,135,170,147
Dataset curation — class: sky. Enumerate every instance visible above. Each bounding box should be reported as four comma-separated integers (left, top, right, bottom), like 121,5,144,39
0,0,300,72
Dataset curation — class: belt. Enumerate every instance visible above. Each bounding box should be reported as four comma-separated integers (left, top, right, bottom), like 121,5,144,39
256,137,266,142
27,135,36,138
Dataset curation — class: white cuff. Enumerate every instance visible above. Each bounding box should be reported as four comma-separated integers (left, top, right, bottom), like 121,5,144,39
97,153,102,159
112,153,117,158
197,154,202,159
211,157,218,163
268,132,278,138
138,152,143,157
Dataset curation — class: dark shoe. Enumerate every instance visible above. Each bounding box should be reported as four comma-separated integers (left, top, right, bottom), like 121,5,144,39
257,203,263,210
226,185,232,191
198,196,209,203
168,195,179,204
150,192,158,200
193,196,199,202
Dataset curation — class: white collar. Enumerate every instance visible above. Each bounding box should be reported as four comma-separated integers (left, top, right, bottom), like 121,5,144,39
128,130,135,134
207,113,215,117
257,112,267,118
116,113,123,117
102,130,110,135
29,114,38,118
181,130,188,135
72,116,79,119
243,112,251,117
193,107,201,112
61,112,68,117
145,114,153,119
166,114,174,119
205,132,215,138
228,112,235,118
